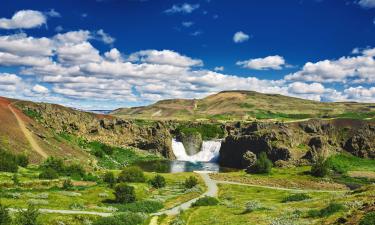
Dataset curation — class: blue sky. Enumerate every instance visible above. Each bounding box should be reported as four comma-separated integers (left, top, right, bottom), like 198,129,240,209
0,0,375,109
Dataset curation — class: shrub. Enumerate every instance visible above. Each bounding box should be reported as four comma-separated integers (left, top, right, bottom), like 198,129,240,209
39,168,59,180
93,149,104,158
65,164,85,178
150,174,166,189
0,148,20,172
103,172,116,187
311,156,329,177
16,154,29,168
192,196,219,207
12,173,20,186
282,193,311,203
0,203,11,225
114,183,136,203
243,200,262,213
308,202,345,218
247,152,272,174
118,167,146,183
41,157,65,173
15,204,40,225
360,212,375,225
93,212,145,225
62,179,73,190
184,176,198,189
117,200,163,213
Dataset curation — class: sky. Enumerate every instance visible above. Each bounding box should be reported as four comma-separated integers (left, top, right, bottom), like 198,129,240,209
0,0,375,110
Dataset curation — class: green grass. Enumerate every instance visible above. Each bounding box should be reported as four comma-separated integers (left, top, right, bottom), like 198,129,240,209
176,123,225,140
335,111,375,119
116,200,163,213
327,153,375,174
56,132,161,169
22,109,42,121
282,193,311,203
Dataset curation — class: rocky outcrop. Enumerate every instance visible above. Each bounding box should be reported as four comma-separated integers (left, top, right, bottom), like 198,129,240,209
220,119,375,168
17,102,174,158
177,132,202,155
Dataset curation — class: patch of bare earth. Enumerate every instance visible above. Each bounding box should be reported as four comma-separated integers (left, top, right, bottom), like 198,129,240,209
348,171,375,179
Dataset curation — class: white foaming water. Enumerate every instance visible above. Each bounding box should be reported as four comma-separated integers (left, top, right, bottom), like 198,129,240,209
172,139,221,162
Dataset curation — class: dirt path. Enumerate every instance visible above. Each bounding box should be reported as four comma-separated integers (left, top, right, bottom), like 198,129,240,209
8,103,48,159
149,216,159,225
9,208,111,217
152,171,217,217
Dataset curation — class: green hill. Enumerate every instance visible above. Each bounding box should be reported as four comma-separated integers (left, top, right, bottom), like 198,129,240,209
111,91,375,121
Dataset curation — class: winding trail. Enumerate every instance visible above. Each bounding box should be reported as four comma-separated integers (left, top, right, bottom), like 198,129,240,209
8,102,47,159
152,171,217,216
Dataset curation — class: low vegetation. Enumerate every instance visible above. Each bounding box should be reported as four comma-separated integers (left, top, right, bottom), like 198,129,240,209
0,148,29,173
176,123,225,140
149,174,166,188
282,193,311,203
117,200,163,213
92,212,145,225
117,166,146,183
192,196,219,207
360,212,375,225
247,152,272,174
184,176,198,189
307,202,345,218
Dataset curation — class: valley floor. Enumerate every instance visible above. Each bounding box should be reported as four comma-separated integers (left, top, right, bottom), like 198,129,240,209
1,162,374,225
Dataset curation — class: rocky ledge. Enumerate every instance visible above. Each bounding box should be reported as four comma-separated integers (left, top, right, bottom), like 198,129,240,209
219,119,375,168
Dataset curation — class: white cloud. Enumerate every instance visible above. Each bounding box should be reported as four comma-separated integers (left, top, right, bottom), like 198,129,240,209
56,42,101,66
55,26,64,32
96,29,115,45
0,10,46,29
2,29,375,107
237,55,286,70
0,52,51,67
0,33,52,56
182,21,194,27
32,84,49,94
233,31,249,43
288,82,325,94
165,3,200,14
45,9,61,17
54,30,91,44
344,86,375,102
358,0,375,8
128,50,203,67
0,73,22,92
214,66,224,71
105,48,122,61
285,48,375,83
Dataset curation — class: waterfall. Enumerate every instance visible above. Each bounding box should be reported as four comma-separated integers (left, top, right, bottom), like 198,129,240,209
172,139,221,162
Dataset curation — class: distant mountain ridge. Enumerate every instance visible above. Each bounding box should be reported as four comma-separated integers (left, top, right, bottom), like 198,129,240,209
111,91,375,121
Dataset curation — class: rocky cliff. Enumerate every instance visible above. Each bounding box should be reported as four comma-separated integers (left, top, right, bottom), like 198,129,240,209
16,101,175,158
220,119,375,168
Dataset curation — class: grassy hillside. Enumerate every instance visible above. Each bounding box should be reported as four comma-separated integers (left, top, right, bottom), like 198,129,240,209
112,91,375,121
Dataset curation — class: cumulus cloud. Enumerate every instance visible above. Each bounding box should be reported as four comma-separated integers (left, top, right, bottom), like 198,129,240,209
0,10,46,29
288,82,325,94
96,29,115,45
165,3,200,14
285,48,375,83
1,29,375,108
237,55,286,70
128,50,203,67
45,9,61,17
233,31,249,43
0,33,52,56
358,0,375,8
214,66,224,71
344,86,375,102
32,84,49,94
0,73,22,92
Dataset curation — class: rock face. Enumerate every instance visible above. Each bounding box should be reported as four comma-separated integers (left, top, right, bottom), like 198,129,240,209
177,132,202,155
220,119,375,168
17,102,174,158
